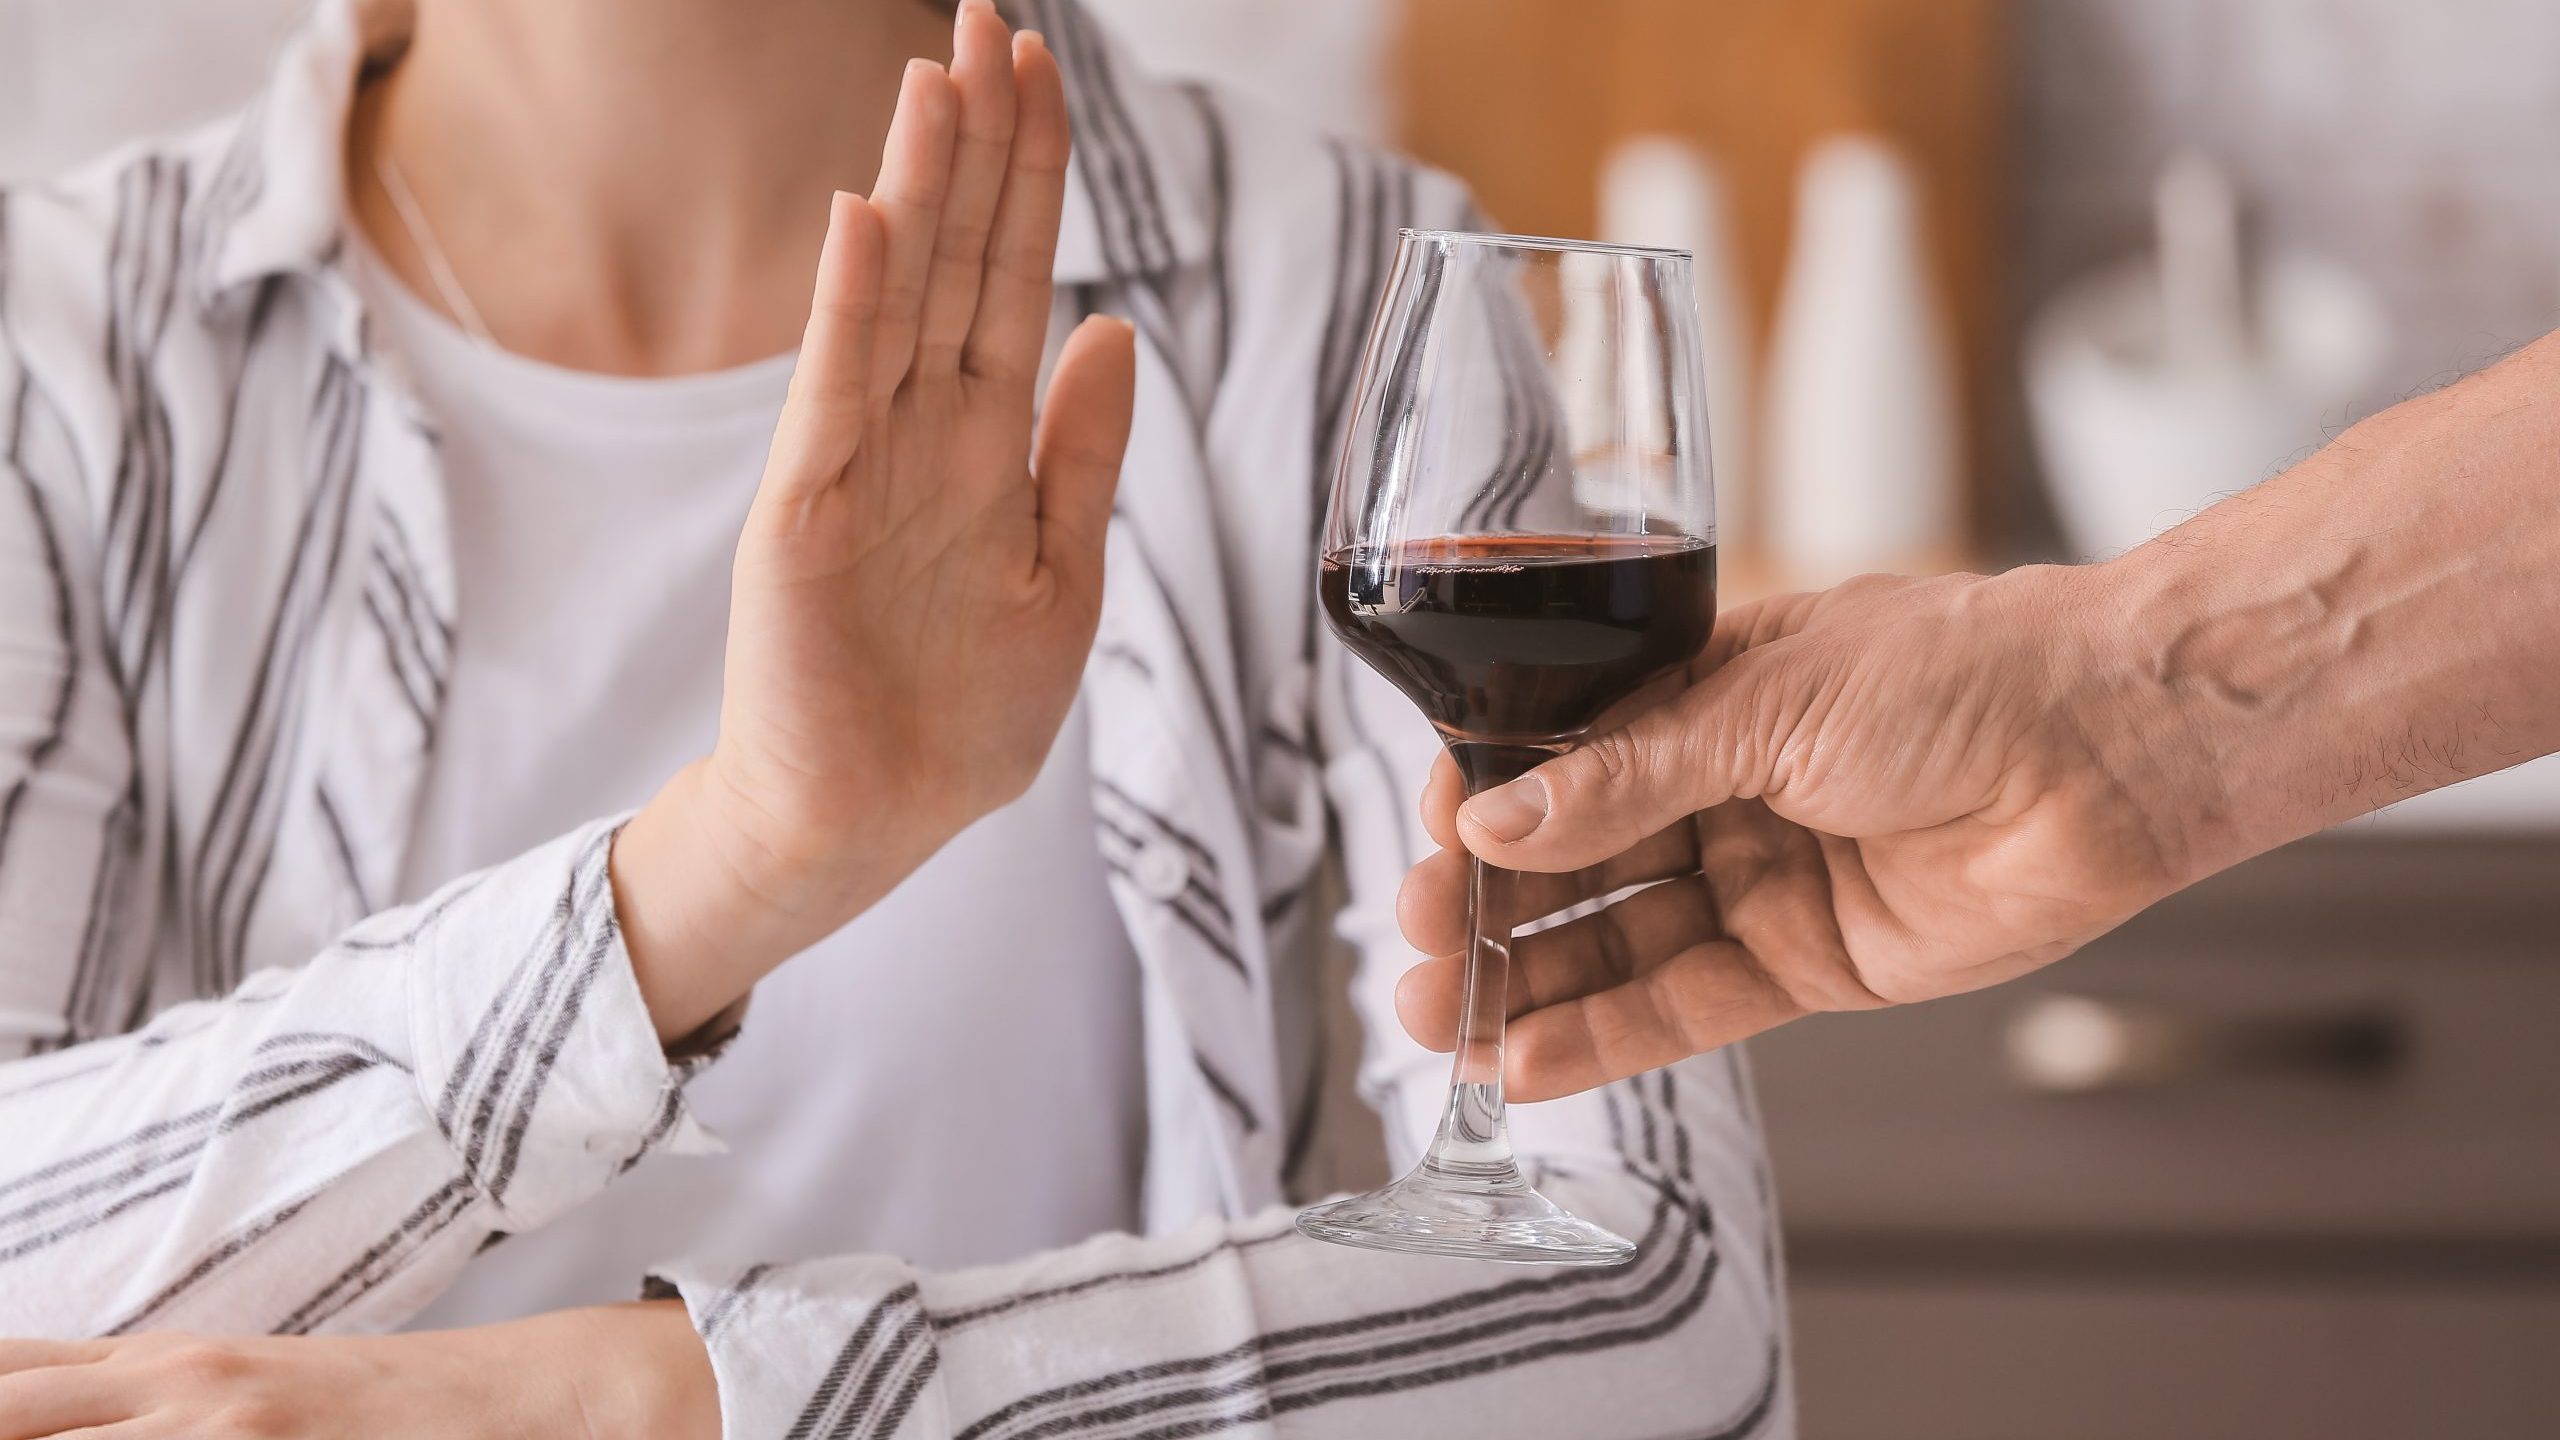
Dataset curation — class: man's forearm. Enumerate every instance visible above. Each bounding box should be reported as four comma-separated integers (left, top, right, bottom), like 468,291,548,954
2085,330,2560,881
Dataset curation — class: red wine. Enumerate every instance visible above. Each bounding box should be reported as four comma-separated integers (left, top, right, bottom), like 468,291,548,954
1320,535,1717,758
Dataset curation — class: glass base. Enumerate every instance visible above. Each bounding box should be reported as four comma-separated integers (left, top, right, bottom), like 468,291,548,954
1296,1167,1638,1266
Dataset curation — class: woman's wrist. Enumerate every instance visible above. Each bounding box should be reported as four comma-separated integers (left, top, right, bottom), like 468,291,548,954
613,746,965,1043
451,1301,720,1440
612,760,872,1044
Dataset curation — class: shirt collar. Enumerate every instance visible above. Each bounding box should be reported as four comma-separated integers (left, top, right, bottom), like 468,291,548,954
195,0,1207,306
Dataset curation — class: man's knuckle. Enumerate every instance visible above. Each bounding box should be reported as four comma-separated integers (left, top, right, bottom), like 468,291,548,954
1583,732,1641,789
1656,710,1712,788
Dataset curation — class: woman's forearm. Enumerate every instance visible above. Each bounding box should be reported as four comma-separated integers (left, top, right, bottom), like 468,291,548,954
651,1068,1782,1440
0,822,711,1338
611,759,942,1046
2086,331,2560,881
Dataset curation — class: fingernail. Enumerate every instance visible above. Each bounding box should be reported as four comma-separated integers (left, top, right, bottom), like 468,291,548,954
1465,777,1548,843
1018,29,1048,55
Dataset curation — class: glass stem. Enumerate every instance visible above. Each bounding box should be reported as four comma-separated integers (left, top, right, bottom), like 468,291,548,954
1419,742,1554,1190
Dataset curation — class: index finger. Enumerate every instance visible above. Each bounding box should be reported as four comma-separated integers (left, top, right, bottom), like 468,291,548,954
1420,751,1464,851
1502,939,1804,1101
1398,870,1733,1052
1458,656,1775,875
1396,820,1698,958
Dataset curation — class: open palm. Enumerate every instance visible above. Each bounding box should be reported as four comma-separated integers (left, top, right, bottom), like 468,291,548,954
713,11,1133,895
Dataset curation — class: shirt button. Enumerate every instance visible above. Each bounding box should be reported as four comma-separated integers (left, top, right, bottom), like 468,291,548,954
1133,841,1191,902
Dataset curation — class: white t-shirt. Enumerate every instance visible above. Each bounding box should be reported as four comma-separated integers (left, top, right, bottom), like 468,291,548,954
346,245,1149,1327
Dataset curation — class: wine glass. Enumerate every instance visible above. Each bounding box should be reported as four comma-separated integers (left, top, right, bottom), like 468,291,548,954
1299,230,1717,1265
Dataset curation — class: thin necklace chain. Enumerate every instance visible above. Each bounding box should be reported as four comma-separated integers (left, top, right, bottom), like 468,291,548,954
372,147,501,348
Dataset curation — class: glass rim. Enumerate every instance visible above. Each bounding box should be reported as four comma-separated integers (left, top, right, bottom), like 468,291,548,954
1400,228,1693,262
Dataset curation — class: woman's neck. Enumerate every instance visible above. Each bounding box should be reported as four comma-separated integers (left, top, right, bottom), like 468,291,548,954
348,0,957,375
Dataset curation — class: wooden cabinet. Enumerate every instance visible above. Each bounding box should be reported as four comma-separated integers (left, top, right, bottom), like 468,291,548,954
1751,837,2560,1436
1790,1282,2560,1440
1393,0,2011,553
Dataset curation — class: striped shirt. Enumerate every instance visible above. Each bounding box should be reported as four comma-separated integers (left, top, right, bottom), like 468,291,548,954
0,0,1792,1434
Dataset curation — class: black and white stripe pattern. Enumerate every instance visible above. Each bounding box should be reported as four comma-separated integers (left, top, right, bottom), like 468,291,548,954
694,1262,777,1343
1457,285,1570,534
934,1223,1300,1334
1316,140,1424,545
954,1204,1713,1440
274,1175,477,1335
312,782,370,917
788,1284,940,1440
695,1056,1777,1438
186,82,272,304
99,1193,319,1335
429,827,619,1206
1305,138,1435,877
369,503,453,698
188,351,367,997
1174,82,1234,407
930,1073,1730,1440
99,156,187,700
0,1031,398,1266
1,189,133,1059
1030,1,1175,298
1,0,1782,1426
1091,779,1242,975
1308,140,1417,563
0,204,83,894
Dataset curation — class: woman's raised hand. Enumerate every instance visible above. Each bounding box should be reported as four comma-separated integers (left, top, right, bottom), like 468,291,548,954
616,0,1137,1038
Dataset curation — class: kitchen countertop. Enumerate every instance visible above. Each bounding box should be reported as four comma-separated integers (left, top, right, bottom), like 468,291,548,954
2356,751,2560,832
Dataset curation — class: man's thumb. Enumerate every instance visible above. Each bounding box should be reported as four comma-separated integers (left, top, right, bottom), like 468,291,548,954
1456,660,1770,873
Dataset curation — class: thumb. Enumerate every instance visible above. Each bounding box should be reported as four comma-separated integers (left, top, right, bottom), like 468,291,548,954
1032,315,1137,597
1457,655,1777,873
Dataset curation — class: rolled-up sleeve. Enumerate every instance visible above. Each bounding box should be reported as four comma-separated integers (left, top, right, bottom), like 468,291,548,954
0,818,726,1338
646,1043,1784,1440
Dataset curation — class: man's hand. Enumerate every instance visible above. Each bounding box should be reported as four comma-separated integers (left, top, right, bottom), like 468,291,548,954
1395,565,2204,1101
0,1303,716,1440
1400,328,2560,1101
614,1,1138,1039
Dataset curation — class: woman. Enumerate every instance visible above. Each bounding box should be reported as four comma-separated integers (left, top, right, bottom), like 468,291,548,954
0,0,1787,1434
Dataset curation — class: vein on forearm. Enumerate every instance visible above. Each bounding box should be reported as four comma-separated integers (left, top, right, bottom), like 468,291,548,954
2113,331,2560,866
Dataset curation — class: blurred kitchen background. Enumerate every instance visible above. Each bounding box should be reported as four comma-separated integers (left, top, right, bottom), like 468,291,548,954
8,1,2557,1434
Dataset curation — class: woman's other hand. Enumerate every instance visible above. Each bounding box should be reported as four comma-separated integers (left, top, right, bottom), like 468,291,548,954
0,1303,716,1440
614,1,1138,1039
